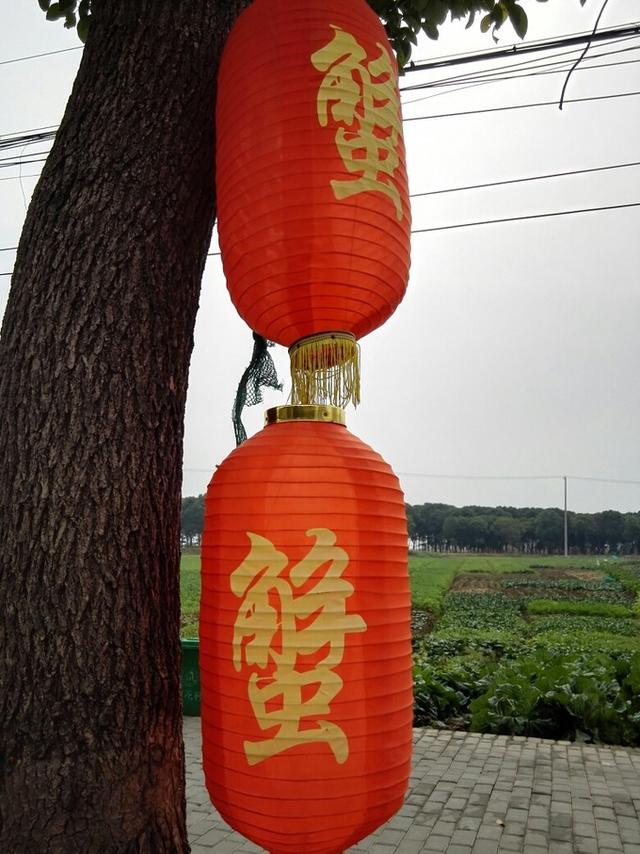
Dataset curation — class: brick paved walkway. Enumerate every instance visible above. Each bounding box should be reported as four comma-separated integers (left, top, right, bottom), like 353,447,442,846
185,717,640,854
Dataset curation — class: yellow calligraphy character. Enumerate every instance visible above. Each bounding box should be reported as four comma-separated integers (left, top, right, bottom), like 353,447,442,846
231,528,366,765
311,26,404,220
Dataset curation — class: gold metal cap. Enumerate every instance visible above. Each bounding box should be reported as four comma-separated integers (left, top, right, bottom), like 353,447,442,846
265,404,346,426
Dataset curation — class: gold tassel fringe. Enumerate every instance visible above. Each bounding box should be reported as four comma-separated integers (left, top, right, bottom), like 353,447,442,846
289,332,360,408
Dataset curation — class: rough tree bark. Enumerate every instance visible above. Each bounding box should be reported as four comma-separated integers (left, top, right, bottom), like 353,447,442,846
0,2,249,851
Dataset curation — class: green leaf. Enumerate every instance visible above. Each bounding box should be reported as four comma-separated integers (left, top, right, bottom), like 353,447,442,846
480,13,492,33
394,42,407,69
64,10,77,28
423,20,440,40
38,0,52,11
428,0,449,26
405,13,422,33
400,25,418,46
46,3,64,21
508,3,528,39
493,3,508,28
77,14,90,42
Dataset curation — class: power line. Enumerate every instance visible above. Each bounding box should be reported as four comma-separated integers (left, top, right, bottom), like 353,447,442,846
0,124,58,139
0,158,48,171
402,36,640,95
0,46,82,67
411,201,640,234
406,22,640,68
405,89,640,121
402,48,640,105
3,200,636,278
2,153,638,202
3,159,638,209
397,472,640,485
2,252,224,277
0,131,56,151
0,148,51,161
559,0,613,110
0,172,40,183
397,472,559,481
573,476,640,485
404,22,640,74
3,24,633,73
1,72,636,173
181,466,640,485
411,160,640,199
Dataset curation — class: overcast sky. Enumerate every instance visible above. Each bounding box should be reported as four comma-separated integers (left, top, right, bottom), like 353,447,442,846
2,2,639,514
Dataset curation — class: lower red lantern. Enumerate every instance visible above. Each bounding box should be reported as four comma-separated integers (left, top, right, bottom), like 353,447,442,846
200,405,413,854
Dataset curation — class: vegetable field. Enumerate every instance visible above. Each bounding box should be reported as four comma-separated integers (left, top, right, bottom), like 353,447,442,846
180,551,640,745
412,555,640,745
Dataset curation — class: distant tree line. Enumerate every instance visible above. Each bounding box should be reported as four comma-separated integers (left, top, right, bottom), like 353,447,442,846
407,503,640,555
181,495,204,546
181,494,639,554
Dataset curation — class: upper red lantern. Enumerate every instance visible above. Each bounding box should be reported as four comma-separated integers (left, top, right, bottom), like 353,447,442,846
216,0,411,405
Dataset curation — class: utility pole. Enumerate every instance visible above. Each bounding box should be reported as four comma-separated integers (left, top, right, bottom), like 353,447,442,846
563,476,569,557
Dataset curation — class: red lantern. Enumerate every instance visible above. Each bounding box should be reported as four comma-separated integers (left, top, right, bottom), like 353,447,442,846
216,0,411,405
200,407,413,854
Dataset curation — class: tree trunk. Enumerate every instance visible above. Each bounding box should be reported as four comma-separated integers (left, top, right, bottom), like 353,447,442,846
0,1,249,851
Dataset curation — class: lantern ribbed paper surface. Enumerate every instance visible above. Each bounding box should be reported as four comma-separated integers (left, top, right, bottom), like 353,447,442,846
216,0,411,356
200,412,413,854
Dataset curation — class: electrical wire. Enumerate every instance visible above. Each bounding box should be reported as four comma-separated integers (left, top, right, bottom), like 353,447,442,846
397,472,559,481
401,42,640,105
410,160,640,199
560,0,612,110
404,89,640,121
1,24,635,71
1,31,637,171
406,22,640,68
3,158,639,200
401,36,640,94
0,157,49,170
404,22,640,74
3,198,636,278
0,46,82,67
2,86,637,170
1,24,638,276
573,476,640,485
404,55,640,107
0,149,51,163
0,131,56,151
181,466,640,484
0,172,41,182
411,201,640,234
0,124,58,139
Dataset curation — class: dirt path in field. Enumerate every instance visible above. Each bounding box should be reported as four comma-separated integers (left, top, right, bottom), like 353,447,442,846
448,573,498,593
449,566,622,592
448,566,636,603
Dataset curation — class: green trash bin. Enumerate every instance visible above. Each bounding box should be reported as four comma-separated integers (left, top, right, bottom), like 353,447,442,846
181,638,200,716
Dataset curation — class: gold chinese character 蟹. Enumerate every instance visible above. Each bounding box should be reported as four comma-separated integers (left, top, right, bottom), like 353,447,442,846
231,528,367,765
311,26,404,220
